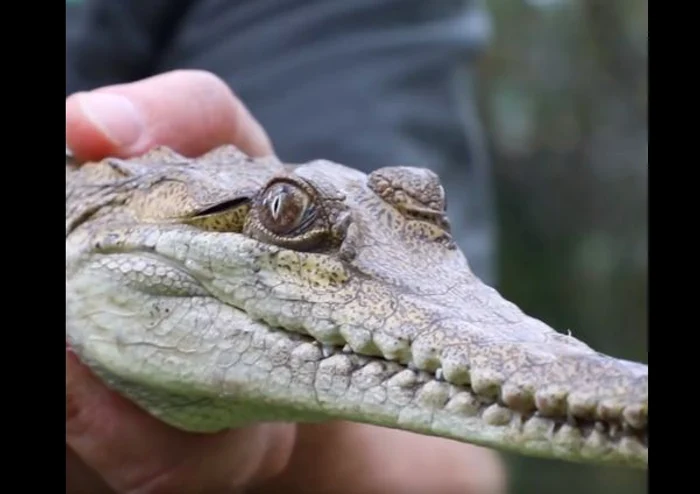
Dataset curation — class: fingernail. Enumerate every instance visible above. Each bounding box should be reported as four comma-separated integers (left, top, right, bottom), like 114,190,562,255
79,93,144,148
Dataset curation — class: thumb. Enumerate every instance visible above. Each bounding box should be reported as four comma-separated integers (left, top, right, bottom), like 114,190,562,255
66,70,273,161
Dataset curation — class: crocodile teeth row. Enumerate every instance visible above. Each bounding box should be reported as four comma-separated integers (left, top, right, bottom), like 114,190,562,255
309,339,646,434
353,330,647,432
446,366,645,431
226,286,646,432
362,337,645,431
340,352,647,455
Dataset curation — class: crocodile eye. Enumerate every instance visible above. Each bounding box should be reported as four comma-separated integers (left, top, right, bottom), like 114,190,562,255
245,175,350,252
260,182,313,235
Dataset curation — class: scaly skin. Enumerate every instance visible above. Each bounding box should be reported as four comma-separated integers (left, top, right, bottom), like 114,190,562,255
65,145,647,469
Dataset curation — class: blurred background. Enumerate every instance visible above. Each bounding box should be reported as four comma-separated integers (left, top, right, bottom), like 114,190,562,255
479,1,647,493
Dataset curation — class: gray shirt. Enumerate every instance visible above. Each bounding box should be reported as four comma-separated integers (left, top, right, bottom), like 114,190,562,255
66,0,498,284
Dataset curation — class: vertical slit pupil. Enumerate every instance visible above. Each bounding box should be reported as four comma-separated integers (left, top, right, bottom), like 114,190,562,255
271,194,282,220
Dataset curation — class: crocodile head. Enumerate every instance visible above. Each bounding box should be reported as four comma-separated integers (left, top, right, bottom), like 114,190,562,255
66,145,647,468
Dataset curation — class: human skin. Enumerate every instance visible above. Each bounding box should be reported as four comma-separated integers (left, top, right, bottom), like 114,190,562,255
65,69,506,494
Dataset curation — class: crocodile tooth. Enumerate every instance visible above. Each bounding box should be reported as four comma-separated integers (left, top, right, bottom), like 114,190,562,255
566,390,597,421
534,385,569,417
503,386,535,414
482,404,513,426
444,392,480,416
523,416,555,440
619,436,647,459
552,423,583,449
387,369,418,388
386,371,419,406
435,367,444,381
596,398,624,422
339,325,382,356
417,380,451,408
582,428,609,458
608,423,620,439
440,346,471,385
341,344,352,354
372,332,411,363
303,318,344,345
622,403,647,430
321,344,335,358
470,367,504,400
410,331,445,372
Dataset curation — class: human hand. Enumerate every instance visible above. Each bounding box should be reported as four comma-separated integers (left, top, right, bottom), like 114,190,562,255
66,70,506,494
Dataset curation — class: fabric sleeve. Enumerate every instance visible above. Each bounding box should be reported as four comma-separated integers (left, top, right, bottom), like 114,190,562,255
66,0,192,95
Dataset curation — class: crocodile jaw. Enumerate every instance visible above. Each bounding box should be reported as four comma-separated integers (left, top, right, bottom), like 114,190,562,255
66,225,647,469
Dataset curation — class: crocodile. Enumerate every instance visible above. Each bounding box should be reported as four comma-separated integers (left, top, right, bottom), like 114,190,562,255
65,145,648,470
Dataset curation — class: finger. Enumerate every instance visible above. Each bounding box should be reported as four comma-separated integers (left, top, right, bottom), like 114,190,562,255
66,446,114,494
256,421,506,494
66,351,295,493
66,70,273,161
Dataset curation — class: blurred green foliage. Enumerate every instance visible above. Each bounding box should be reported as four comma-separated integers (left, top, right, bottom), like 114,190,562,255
476,1,647,493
